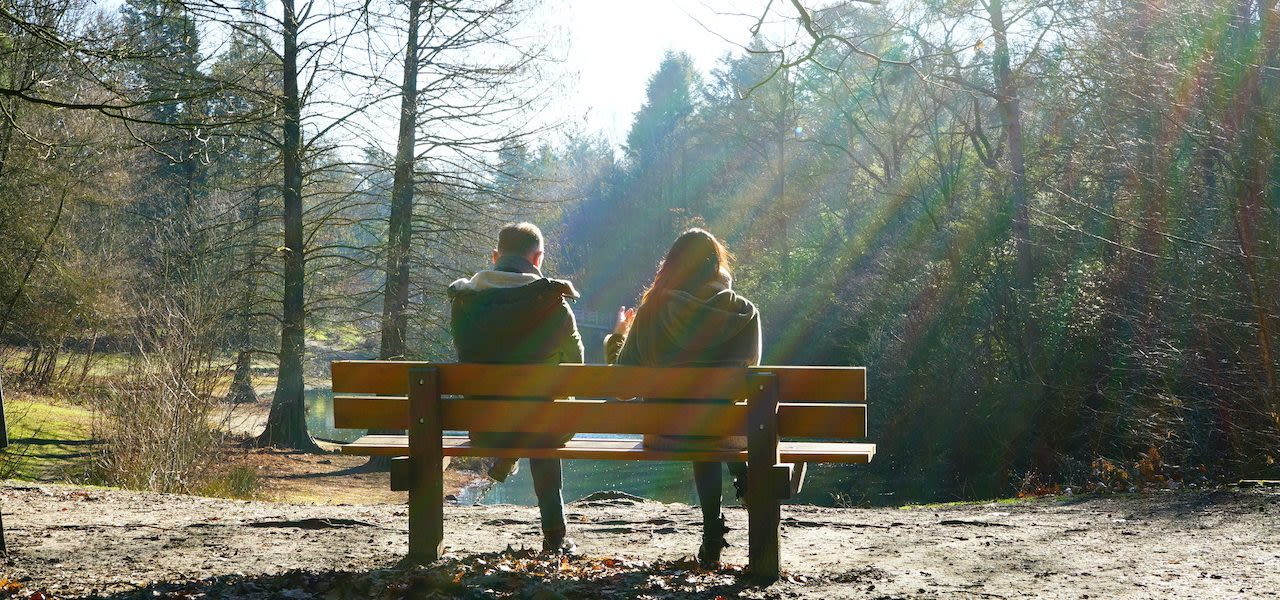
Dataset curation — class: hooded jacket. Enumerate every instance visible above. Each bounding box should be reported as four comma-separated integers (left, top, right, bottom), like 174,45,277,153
605,272,761,451
606,272,761,369
447,255,584,366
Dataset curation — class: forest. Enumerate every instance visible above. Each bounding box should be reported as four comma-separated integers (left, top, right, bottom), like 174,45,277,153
1,0,1278,505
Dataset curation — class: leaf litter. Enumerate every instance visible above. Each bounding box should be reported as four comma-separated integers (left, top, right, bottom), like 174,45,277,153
3,548,816,600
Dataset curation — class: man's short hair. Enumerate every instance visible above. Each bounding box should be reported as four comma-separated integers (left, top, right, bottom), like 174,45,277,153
497,222,543,257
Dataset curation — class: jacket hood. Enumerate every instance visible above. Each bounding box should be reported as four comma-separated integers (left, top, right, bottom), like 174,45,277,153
655,287,757,350
448,269,580,300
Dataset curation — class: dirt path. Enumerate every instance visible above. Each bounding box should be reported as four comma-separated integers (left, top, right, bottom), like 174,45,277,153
1,483,1277,599
221,396,484,505
235,446,486,506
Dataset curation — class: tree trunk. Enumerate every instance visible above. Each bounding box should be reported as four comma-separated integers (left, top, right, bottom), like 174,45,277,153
226,351,257,404
1,372,8,556
75,328,98,390
368,0,422,471
988,0,1038,378
1232,0,1280,429
256,0,319,452
988,0,1031,301
379,0,421,363
228,190,263,405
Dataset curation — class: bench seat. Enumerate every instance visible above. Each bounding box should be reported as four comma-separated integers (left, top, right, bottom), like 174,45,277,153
342,434,876,464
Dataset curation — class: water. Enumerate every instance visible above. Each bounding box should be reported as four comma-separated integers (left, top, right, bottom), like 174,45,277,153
480,451,741,506
305,389,364,443
305,389,855,506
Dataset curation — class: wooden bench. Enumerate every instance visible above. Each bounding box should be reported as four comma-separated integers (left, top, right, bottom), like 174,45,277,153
331,361,875,582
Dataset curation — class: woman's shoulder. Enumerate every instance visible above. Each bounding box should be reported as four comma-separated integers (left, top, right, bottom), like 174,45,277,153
706,288,758,317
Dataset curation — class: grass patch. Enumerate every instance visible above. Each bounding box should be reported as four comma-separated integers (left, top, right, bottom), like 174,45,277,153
1,347,134,381
2,393,98,481
198,464,260,500
311,323,370,351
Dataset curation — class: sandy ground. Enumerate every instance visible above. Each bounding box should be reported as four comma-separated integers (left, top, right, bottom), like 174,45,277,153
234,446,485,506
1,483,1277,599
221,393,485,506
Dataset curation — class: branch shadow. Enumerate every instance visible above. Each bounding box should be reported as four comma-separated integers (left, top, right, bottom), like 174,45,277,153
73,549,798,600
9,437,102,447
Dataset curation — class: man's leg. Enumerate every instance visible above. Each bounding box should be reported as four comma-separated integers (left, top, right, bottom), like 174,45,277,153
488,457,519,481
693,461,723,526
470,432,519,481
528,457,572,552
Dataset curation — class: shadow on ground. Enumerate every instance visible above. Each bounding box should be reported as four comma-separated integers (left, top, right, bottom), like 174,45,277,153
33,547,885,600
7,437,101,461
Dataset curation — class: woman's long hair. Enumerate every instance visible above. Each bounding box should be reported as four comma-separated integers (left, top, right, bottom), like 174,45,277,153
637,228,733,312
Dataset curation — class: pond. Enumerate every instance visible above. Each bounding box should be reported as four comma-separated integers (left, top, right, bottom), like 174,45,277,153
305,389,362,443
304,389,863,507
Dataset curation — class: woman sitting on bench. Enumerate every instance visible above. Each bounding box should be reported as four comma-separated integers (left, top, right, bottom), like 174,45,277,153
605,227,762,568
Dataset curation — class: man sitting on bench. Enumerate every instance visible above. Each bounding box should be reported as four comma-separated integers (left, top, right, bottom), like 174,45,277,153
447,222,585,555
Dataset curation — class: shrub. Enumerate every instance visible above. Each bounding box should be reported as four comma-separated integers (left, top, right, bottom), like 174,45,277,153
92,303,248,496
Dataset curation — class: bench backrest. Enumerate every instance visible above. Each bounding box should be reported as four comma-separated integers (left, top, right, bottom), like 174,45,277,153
331,362,867,440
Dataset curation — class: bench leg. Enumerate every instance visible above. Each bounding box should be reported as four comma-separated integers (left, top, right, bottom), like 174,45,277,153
747,466,783,582
747,373,782,583
407,368,443,565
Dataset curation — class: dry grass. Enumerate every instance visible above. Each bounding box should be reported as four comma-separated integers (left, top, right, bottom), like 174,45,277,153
90,305,250,498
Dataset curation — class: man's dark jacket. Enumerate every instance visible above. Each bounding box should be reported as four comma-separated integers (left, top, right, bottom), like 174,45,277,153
448,255,583,366
448,255,583,448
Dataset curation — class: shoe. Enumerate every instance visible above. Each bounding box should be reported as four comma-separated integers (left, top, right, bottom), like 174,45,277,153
487,458,519,482
542,536,579,556
696,514,731,569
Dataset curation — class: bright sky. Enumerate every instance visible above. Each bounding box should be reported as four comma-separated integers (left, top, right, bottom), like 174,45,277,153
102,0,802,153
548,0,795,146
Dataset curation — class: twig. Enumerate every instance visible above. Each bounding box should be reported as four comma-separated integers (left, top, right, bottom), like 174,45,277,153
938,519,1016,528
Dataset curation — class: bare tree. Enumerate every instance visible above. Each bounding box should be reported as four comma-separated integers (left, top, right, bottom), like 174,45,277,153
359,0,557,362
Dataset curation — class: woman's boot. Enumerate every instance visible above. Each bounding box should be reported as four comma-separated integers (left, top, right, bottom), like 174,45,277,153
697,513,731,569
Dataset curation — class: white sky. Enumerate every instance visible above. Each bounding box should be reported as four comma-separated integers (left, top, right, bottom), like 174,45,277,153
96,0,801,152
546,0,795,146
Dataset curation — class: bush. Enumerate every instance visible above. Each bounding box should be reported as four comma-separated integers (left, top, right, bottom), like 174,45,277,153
92,304,249,496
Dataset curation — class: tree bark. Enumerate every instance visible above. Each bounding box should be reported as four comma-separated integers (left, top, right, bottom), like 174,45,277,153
987,0,1038,378
227,351,257,404
1,372,8,556
988,0,1031,299
1233,0,1280,429
227,191,263,405
256,0,319,452
379,0,421,363
367,0,422,471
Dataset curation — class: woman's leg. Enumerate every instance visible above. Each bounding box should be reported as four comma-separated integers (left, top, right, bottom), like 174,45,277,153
727,461,748,503
692,461,722,524
692,461,729,566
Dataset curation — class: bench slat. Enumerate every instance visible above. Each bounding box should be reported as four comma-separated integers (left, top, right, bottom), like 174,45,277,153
331,362,865,402
333,396,867,439
342,434,876,464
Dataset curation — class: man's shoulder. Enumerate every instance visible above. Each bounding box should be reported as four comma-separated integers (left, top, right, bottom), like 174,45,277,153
449,275,580,314
543,277,580,302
